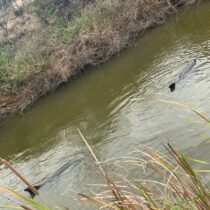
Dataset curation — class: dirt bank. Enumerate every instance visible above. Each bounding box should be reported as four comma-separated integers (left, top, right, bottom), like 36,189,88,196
0,0,196,125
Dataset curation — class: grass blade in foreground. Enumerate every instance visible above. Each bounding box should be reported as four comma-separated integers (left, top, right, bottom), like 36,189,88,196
0,186,46,210
78,136,210,209
0,206,24,209
158,100,210,123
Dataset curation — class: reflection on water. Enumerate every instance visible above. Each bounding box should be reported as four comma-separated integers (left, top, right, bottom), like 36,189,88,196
0,2,210,208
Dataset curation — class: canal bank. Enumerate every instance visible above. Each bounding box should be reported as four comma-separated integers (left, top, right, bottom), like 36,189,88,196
0,0,197,125
1,1,210,207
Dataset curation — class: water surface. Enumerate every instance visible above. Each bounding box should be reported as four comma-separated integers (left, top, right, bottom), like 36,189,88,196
0,2,210,208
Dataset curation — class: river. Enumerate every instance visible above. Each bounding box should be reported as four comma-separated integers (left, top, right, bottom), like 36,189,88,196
0,2,210,209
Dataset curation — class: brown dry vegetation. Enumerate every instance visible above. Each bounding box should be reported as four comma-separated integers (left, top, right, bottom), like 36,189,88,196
0,0,196,124
79,143,210,210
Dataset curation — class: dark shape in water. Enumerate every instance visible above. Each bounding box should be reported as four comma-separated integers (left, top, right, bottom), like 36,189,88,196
169,83,176,92
24,157,82,198
169,59,196,92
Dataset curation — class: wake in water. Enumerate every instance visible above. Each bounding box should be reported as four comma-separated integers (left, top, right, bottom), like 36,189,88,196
24,157,82,198
169,59,197,92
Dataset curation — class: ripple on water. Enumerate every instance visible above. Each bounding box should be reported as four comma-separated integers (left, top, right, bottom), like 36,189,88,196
1,2,210,208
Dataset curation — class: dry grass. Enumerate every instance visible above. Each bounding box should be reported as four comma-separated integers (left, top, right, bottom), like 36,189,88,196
2,143,210,209
0,0,196,124
0,126,209,209
78,132,210,210
77,101,210,209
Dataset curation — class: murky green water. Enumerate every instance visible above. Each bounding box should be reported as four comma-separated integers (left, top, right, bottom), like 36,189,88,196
1,2,210,208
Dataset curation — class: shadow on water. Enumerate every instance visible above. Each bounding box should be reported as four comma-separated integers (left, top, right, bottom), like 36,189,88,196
0,2,210,208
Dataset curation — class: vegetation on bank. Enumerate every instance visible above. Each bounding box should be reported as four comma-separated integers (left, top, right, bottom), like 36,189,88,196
0,0,196,123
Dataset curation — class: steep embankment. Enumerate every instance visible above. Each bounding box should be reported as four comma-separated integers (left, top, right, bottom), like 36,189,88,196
0,0,196,124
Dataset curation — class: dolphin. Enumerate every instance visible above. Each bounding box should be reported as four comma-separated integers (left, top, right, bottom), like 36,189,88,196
169,59,196,92
24,157,82,198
